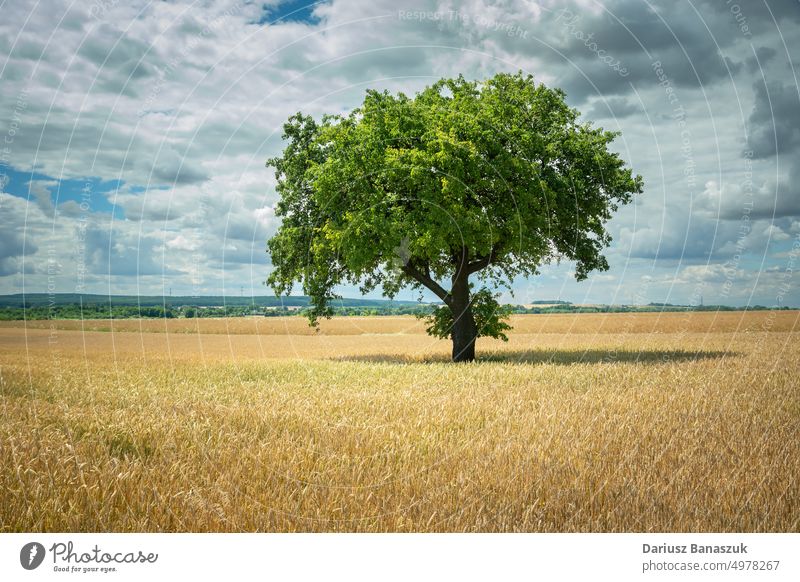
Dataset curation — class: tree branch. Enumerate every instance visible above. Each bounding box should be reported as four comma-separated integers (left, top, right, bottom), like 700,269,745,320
466,243,501,274
401,261,452,306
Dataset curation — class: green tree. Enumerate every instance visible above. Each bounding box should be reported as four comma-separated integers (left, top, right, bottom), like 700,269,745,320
266,72,643,361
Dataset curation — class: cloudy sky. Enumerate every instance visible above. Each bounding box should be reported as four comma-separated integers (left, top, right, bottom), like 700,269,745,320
1,0,798,306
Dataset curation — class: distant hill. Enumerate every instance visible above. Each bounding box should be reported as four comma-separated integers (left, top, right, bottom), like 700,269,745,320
0,293,423,308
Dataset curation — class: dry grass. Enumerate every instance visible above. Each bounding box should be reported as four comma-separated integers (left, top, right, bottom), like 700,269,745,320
3,309,797,335
1,312,798,532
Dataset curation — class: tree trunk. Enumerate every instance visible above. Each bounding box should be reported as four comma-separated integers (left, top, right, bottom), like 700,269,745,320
449,275,477,362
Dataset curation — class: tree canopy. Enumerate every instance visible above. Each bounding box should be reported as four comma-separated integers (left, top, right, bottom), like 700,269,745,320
266,72,643,361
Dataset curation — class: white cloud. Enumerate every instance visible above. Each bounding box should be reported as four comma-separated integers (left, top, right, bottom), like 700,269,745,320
0,0,798,306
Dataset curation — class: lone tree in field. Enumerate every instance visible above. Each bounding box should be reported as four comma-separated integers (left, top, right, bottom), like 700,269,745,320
266,72,643,362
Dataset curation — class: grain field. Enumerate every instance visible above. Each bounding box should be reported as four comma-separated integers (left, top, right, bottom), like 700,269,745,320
1,311,798,532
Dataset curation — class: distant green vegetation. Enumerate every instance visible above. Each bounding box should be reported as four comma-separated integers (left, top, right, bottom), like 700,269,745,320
0,297,791,321
0,293,420,309
0,304,436,321
0,305,178,320
0,293,430,320
0,294,435,320
508,303,787,314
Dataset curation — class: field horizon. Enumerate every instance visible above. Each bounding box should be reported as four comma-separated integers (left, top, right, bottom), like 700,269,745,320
1,311,798,532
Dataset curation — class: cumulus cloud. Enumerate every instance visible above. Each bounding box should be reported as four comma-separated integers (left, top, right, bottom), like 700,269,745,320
0,0,798,306
700,171,800,221
586,96,640,119
0,230,37,276
746,80,800,159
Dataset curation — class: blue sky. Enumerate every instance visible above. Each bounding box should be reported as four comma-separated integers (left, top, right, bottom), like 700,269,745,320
0,0,798,305
0,165,123,216
256,0,325,25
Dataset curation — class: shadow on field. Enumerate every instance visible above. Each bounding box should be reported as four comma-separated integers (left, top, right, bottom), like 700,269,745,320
335,348,734,365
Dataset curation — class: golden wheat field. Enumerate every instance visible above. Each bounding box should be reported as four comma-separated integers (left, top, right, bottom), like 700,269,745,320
1,311,798,532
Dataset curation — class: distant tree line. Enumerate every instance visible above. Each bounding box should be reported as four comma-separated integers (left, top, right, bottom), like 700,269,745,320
297,305,436,317
0,304,180,320
509,304,789,314
0,293,420,309
0,302,791,321
0,303,436,320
